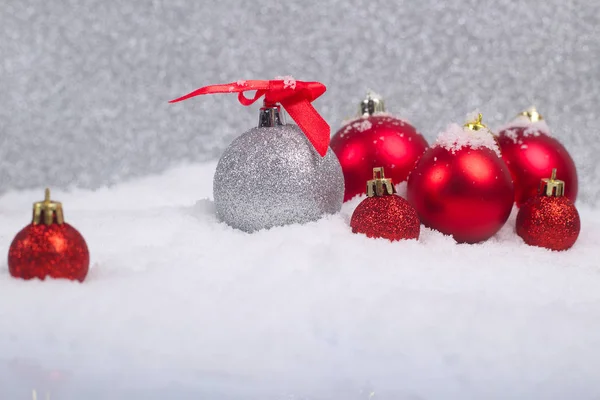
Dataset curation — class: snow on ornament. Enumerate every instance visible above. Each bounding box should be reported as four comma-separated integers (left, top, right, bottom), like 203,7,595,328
170,79,344,232
407,113,514,244
330,92,428,202
496,107,578,206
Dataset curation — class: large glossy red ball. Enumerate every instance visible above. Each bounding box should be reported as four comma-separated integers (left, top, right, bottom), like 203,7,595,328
331,115,428,202
497,127,578,206
516,195,580,251
407,146,514,243
8,223,90,282
350,195,420,241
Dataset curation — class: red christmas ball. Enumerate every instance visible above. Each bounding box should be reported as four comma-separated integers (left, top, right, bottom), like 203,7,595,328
8,189,90,282
330,94,428,202
516,170,580,251
407,115,514,244
497,109,577,206
350,167,420,241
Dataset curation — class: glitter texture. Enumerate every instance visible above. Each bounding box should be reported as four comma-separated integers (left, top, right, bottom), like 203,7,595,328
516,196,581,251
1,1,599,206
497,125,578,206
350,195,420,241
8,223,90,282
213,124,344,232
331,115,428,202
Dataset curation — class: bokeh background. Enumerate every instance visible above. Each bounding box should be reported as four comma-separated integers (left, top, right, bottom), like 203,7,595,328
2,0,599,204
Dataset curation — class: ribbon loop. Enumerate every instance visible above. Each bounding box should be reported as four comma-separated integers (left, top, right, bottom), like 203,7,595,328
238,90,266,106
170,79,330,156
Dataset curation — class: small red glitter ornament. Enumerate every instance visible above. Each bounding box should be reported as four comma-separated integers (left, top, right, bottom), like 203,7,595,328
516,169,580,251
330,93,428,202
350,167,420,241
407,113,514,244
497,107,578,206
8,189,90,282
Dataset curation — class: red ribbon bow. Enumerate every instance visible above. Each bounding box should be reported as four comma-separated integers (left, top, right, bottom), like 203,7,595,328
169,79,330,156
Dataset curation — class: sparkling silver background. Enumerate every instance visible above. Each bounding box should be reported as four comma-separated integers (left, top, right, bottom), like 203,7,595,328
1,0,599,205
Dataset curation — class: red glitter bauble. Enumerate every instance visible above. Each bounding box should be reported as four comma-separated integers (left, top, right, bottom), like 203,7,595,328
331,114,428,202
516,193,580,251
8,189,89,282
8,223,90,281
407,146,514,244
351,195,420,241
497,127,578,207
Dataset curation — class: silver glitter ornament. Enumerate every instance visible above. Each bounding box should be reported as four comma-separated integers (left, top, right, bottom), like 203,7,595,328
214,105,344,232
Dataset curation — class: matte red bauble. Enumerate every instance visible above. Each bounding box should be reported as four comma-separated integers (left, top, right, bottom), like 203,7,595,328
407,113,514,244
497,107,578,206
330,93,428,202
8,189,90,282
350,167,420,241
516,169,580,251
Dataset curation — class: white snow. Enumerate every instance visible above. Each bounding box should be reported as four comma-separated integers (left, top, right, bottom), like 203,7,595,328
504,128,519,142
496,115,552,142
434,123,502,157
353,119,373,132
275,75,297,90
1,162,600,399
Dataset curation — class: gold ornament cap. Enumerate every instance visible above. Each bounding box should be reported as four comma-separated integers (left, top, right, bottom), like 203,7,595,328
539,168,565,197
32,188,64,225
366,167,395,197
359,92,386,116
519,107,544,122
464,113,488,131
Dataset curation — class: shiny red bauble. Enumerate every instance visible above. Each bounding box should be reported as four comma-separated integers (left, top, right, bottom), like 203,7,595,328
9,223,90,282
497,113,577,206
407,144,514,244
351,194,420,241
331,114,428,202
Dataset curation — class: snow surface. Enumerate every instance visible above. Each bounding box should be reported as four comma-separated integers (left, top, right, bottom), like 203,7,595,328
1,162,600,400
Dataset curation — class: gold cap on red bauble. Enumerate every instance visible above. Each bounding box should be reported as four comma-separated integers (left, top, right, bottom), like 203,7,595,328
518,107,544,122
32,188,64,225
463,113,488,132
539,168,565,197
366,167,395,197
359,92,386,116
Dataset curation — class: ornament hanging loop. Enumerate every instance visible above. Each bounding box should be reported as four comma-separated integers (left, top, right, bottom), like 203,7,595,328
540,168,565,197
32,188,64,225
367,167,395,197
